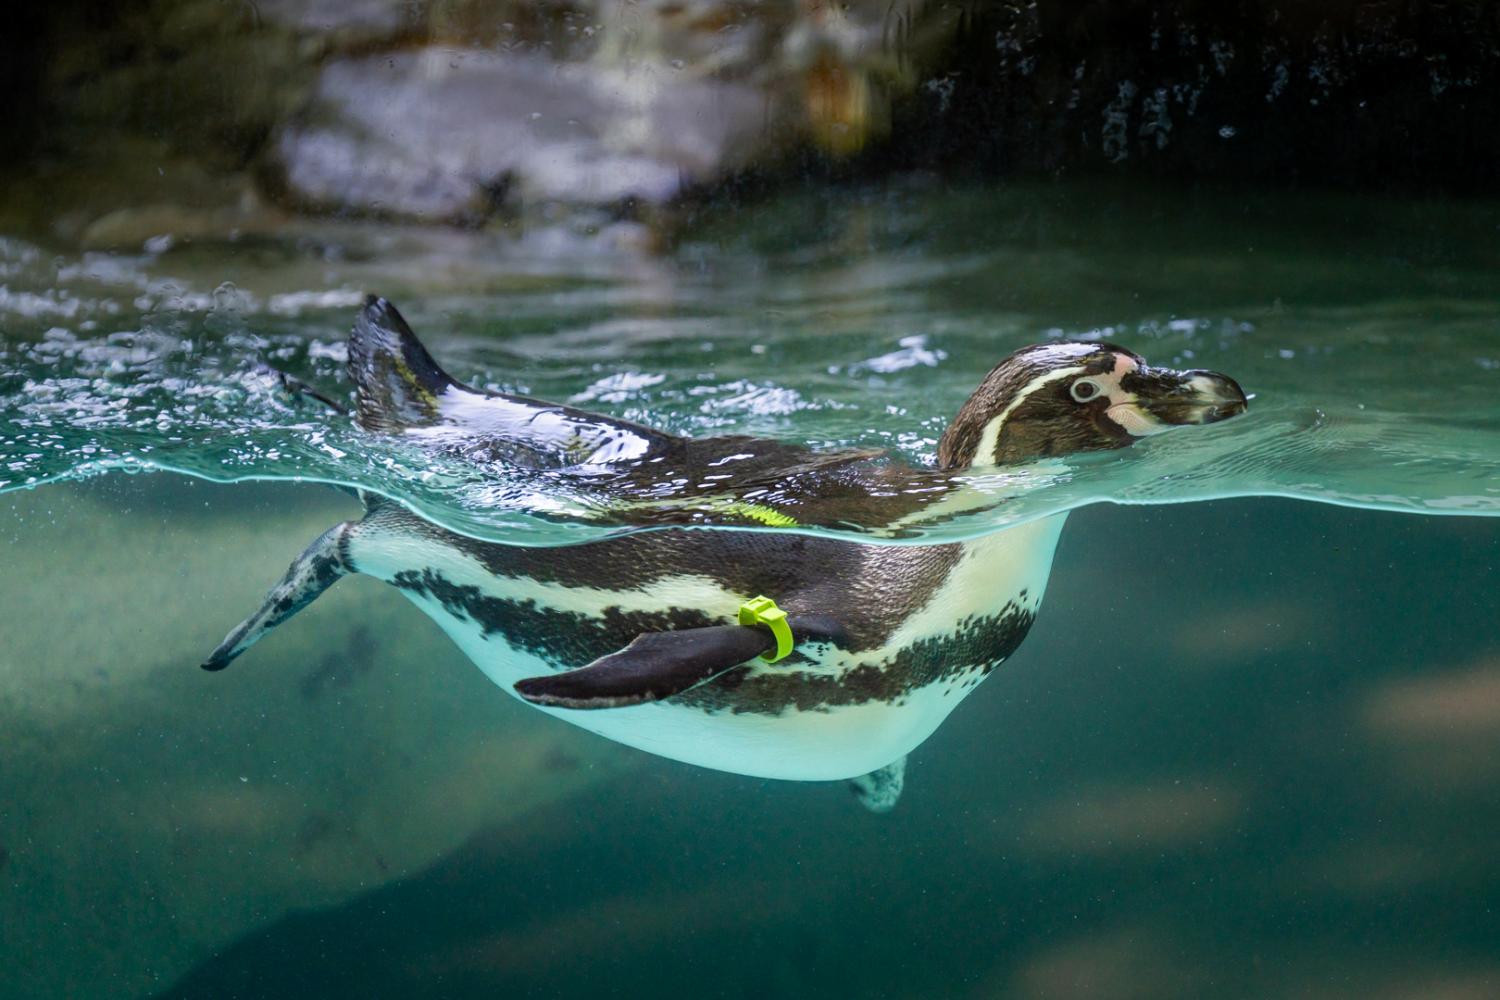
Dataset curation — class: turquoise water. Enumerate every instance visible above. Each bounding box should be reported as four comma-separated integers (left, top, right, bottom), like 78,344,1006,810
2,180,1499,998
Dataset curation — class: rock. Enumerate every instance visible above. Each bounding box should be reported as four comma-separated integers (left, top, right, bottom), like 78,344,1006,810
260,0,959,223
269,46,777,222
6,1,961,232
253,0,418,37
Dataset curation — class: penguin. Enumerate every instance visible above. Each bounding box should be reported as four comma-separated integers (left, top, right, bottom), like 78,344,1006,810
203,297,1247,811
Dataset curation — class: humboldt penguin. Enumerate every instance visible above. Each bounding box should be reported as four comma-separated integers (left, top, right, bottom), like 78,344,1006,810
203,297,1247,811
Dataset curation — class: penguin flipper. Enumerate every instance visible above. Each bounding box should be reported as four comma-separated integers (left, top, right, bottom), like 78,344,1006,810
848,756,906,813
201,522,353,671
515,626,772,709
514,614,849,710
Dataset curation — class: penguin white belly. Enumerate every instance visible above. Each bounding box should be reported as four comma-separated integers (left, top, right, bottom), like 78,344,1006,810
349,515,1066,781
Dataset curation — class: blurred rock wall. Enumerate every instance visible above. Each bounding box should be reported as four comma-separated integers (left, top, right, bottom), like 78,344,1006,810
7,0,954,234
3,0,1497,243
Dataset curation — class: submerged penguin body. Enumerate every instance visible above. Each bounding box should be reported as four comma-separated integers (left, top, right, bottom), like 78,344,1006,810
342,501,1063,781
203,297,1247,804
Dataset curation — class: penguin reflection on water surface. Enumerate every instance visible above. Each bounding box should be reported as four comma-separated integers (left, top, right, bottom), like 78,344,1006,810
204,298,1247,811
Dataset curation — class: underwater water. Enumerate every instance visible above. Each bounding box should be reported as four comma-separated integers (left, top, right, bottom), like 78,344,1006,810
1,180,1498,998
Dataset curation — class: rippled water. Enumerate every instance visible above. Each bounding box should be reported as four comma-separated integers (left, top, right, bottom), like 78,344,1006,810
4,180,1498,545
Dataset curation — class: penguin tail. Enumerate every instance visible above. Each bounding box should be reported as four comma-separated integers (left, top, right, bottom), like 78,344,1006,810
348,295,463,431
201,521,354,671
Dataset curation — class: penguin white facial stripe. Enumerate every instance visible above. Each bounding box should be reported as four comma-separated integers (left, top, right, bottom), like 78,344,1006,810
1094,355,1173,437
1105,402,1169,436
970,365,1090,466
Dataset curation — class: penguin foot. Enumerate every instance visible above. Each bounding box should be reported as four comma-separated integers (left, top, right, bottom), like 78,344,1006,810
848,757,906,813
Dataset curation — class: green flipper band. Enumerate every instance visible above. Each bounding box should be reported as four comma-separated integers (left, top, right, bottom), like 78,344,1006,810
738,596,794,663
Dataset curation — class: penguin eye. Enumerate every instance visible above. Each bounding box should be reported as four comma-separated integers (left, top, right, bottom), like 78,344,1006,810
1070,378,1104,403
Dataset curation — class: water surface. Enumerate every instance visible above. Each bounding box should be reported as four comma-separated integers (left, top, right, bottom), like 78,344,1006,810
3,180,1497,545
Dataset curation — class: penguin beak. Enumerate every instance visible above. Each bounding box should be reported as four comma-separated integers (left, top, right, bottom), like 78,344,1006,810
1115,367,1249,431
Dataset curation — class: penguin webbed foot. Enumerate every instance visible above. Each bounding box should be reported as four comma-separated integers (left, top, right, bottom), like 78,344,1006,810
848,757,906,813
514,614,848,710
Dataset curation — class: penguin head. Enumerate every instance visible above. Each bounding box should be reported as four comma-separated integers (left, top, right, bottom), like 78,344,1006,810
936,342,1247,470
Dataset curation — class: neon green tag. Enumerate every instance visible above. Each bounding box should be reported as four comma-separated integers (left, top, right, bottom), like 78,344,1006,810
726,502,799,528
738,595,793,663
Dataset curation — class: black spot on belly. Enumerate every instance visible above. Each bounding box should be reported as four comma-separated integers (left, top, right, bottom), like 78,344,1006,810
393,568,1036,718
